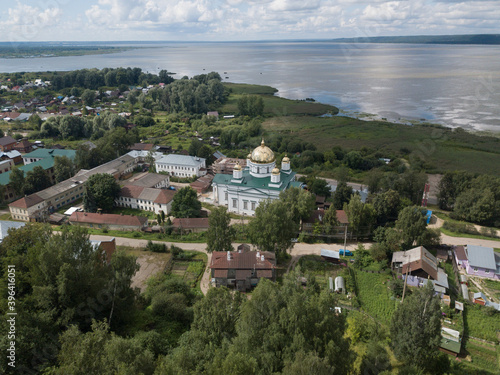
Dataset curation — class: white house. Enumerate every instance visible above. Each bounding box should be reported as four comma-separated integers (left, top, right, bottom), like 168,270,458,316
155,154,206,178
212,140,302,216
116,185,176,215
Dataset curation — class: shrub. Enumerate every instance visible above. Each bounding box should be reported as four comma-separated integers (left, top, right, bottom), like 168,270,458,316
132,231,142,238
170,245,183,257
145,240,166,253
442,221,479,235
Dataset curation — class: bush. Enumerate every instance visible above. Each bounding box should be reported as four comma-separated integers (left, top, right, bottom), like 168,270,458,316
480,226,499,238
132,231,142,238
170,245,183,257
145,240,166,253
442,221,479,235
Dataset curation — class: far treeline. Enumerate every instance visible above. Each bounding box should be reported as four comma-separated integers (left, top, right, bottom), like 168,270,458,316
331,34,500,45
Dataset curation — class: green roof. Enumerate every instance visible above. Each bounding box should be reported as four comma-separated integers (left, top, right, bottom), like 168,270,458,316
213,169,298,191
23,148,76,160
440,337,461,354
0,158,56,186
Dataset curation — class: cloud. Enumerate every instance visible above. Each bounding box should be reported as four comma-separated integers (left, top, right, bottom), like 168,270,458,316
0,1,63,42
1,0,500,41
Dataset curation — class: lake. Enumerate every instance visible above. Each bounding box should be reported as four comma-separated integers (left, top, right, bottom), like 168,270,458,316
1,41,500,132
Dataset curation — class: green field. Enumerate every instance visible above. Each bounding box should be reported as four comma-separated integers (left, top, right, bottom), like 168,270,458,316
262,115,500,175
355,270,398,326
221,83,338,117
465,303,500,342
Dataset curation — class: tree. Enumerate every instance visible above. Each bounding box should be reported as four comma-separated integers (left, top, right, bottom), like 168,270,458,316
230,272,353,374
158,69,174,84
8,167,25,197
308,177,331,198
437,170,474,210
395,206,428,250
144,151,156,173
83,173,121,212
206,206,235,253
343,195,376,237
373,189,402,225
390,282,442,370
24,166,51,195
52,320,155,375
332,181,353,210
170,187,201,218
54,155,76,183
453,188,497,225
279,187,316,223
248,199,298,258
80,89,95,107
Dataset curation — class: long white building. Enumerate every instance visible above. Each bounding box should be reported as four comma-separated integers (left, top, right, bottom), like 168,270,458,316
155,154,206,178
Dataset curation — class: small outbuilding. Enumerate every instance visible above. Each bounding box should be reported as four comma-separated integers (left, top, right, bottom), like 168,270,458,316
334,276,345,294
321,249,340,264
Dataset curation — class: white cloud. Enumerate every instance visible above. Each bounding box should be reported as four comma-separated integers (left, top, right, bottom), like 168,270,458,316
0,1,63,42
1,0,499,41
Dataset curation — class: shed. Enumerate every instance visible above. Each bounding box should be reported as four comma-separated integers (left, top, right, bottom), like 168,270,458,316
334,276,345,294
321,249,340,264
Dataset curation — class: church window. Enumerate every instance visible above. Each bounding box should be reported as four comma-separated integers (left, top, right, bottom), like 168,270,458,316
232,199,237,208
251,201,256,210
225,192,228,201
243,201,248,210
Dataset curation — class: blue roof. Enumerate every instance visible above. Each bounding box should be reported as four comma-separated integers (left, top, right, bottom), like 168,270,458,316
467,245,496,270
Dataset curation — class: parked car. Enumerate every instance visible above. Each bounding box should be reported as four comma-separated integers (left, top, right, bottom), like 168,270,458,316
339,249,353,256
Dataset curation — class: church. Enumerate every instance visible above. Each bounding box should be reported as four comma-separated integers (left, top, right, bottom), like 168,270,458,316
212,140,302,215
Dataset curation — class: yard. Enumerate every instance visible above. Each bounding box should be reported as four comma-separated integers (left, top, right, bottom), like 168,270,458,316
166,251,207,291
354,270,398,326
464,303,500,342
117,246,172,293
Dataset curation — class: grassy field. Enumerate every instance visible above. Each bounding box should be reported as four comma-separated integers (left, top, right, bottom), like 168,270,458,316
73,226,207,243
167,251,207,291
262,115,500,175
463,340,499,373
465,303,500,342
440,228,500,242
220,83,338,117
355,270,398,326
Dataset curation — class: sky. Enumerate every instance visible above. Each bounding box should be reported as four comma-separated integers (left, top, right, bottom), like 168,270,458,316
0,0,499,42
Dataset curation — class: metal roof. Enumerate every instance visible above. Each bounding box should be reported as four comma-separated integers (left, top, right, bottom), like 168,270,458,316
466,245,496,270
321,249,340,259
213,168,297,191
156,154,205,167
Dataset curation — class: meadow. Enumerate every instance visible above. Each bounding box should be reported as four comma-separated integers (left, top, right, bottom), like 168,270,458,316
262,115,500,175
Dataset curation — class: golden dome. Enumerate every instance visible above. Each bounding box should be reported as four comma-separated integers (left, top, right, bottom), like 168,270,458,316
233,162,242,171
282,154,290,163
272,167,280,175
250,139,275,164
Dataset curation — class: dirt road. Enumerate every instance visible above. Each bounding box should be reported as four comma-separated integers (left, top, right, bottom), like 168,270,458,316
90,225,499,296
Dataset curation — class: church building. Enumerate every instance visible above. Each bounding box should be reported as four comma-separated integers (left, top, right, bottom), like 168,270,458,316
212,140,302,215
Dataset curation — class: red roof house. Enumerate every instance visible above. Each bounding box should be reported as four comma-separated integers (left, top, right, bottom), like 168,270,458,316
210,250,276,291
